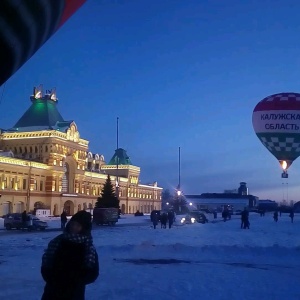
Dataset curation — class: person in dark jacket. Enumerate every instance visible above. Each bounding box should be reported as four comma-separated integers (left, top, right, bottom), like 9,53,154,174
161,213,168,229
168,211,174,229
152,213,158,229
241,209,249,229
61,210,68,230
274,211,279,222
21,210,27,229
41,211,99,300
289,211,295,223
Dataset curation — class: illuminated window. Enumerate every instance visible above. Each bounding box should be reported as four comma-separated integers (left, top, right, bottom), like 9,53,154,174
10,178,14,189
22,179,26,190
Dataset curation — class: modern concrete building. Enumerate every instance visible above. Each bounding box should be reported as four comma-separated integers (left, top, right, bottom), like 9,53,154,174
0,87,162,216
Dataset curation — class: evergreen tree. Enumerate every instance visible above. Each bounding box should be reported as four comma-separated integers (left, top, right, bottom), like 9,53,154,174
95,175,119,208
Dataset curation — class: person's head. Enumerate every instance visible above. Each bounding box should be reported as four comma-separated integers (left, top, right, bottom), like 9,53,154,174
67,211,92,235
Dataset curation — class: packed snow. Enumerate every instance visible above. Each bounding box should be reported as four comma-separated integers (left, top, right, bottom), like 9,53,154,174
0,213,299,300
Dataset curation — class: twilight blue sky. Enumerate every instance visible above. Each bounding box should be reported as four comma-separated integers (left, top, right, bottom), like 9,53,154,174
1,0,300,201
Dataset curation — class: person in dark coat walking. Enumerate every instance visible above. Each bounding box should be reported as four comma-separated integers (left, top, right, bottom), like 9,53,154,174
289,211,295,223
168,211,174,229
61,210,68,230
161,213,168,229
273,211,279,222
152,213,158,229
41,211,99,300
21,210,27,229
241,209,249,229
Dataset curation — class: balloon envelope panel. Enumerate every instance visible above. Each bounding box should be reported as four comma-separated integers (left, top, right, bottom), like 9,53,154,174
0,0,86,86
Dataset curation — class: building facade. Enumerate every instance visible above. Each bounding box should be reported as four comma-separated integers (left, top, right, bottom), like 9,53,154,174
0,87,162,216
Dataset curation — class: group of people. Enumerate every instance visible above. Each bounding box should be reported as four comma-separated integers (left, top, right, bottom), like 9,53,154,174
152,211,175,229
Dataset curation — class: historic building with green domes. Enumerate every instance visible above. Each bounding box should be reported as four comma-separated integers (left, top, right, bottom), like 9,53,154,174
0,86,162,216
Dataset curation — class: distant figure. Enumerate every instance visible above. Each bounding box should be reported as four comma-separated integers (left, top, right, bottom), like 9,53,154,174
213,211,217,219
273,211,279,222
289,211,295,223
61,210,68,230
279,209,282,217
41,211,99,300
168,211,174,229
21,210,27,229
161,213,168,229
241,209,249,229
152,213,158,229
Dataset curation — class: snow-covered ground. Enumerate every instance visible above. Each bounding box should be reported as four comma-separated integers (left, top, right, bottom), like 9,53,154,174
0,213,299,300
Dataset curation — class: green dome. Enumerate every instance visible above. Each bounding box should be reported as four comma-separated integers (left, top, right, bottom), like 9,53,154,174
108,148,132,165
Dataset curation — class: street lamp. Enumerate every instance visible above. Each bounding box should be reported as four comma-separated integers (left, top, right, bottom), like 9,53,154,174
189,202,193,206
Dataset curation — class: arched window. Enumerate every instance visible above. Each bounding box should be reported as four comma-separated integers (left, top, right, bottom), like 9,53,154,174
30,147,32,153
61,162,69,193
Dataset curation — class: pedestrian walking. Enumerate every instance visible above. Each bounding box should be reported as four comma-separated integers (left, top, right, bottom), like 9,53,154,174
289,211,295,223
61,210,68,230
273,211,279,222
21,210,27,230
161,213,167,229
152,213,158,229
168,211,174,229
241,208,249,229
41,211,99,300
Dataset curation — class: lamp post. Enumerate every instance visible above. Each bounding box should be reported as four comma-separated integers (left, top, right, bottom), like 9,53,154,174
176,147,182,213
116,117,120,211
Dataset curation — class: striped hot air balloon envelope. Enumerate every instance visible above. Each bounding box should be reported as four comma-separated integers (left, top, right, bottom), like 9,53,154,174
252,92,300,176
0,0,86,86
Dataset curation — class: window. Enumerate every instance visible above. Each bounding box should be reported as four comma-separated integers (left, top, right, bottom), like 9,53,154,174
52,180,56,192
3,177,7,188
40,181,43,191
10,178,14,189
34,180,37,190
16,179,20,190
22,179,27,190
35,146,38,153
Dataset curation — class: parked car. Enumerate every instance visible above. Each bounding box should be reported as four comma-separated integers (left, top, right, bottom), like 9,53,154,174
4,213,48,230
189,211,209,224
181,214,196,224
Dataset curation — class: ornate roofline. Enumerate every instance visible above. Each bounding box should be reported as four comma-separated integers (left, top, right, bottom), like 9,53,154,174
1,130,89,146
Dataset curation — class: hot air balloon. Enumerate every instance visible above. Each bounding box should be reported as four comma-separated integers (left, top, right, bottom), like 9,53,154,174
0,0,86,87
252,93,300,178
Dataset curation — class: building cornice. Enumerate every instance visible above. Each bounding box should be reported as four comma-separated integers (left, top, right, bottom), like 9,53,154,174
101,164,140,172
1,130,89,146
0,156,48,170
